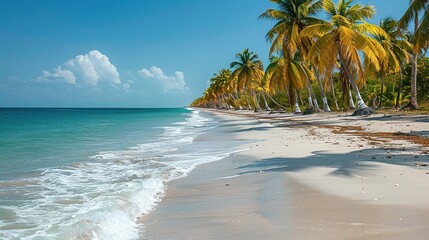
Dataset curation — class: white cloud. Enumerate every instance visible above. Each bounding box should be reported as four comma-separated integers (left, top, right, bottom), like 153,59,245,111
122,82,131,92
38,67,76,85
38,50,120,87
139,66,188,92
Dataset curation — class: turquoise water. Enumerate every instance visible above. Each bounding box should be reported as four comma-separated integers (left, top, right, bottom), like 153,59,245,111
0,108,185,180
0,108,244,239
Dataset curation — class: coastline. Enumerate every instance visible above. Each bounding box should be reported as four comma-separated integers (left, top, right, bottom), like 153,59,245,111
140,109,429,239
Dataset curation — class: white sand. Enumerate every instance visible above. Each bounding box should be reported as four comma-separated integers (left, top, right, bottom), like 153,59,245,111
141,110,429,239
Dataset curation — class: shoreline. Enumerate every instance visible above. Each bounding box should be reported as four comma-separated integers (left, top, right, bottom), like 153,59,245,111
140,109,429,239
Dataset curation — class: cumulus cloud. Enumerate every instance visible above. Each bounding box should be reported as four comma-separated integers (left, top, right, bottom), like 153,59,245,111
38,50,120,87
139,66,188,92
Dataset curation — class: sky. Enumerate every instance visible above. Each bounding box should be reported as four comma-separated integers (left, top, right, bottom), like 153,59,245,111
0,0,410,107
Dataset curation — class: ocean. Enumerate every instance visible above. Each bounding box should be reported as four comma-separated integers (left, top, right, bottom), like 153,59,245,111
0,108,244,240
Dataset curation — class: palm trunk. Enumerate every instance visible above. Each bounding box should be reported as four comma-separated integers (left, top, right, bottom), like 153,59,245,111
315,69,331,112
261,93,271,111
307,87,314,107
256,92,262,110
410,53,418,109
297,91,304,106
294,90,302,114
251,91,260,112
410,13,419,109
379,75,385,108
339,55,368,110
395,66,403,109
309,84,319,108
330,77,339,110
235,92,244,110
304,69,319,108
265,91,287,109
244,92,252,110
223,93,231,109
286,88,293,112
348,89,355,109
222,95,227,109
227,93,234,109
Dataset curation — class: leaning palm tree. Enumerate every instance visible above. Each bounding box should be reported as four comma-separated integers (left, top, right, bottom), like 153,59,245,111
366,18,411,108
230,49,265,111
209,69,232,109
265,54,315,113
301,0,388,115
260,0,326,112
398,0,429,109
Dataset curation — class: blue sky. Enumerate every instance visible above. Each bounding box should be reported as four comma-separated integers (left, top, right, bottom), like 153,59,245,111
0,0,409,107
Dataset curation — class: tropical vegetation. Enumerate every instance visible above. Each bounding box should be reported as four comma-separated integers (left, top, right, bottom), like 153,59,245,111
191,0,429,114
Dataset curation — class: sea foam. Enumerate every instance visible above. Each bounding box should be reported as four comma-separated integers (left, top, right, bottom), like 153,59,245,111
0,109,244,240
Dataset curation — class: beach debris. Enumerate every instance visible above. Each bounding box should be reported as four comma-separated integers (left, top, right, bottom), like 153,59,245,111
303,106,321,115
374,198,378,201
394,184,399,187
225,184,230,186
259,170,263,173
352,107,375,116
415,162,428,167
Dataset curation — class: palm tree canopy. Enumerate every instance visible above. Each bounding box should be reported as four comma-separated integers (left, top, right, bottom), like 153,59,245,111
265,54,314,93
398,0,429,52
230,49,264,90
301,0,389,86
366,18,412,77
259,0,325,57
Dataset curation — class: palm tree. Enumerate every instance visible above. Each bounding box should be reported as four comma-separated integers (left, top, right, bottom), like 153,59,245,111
399,0,429,52
230,49,265,111
301,0,388,115
398,0,429,109
259,0,323,56
366,18,411,108
209,69,234,109
260,0,326,113
264,54,315,113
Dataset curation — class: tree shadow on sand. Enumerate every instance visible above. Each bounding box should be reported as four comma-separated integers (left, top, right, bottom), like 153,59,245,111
237,147,428,177
362,115,429,123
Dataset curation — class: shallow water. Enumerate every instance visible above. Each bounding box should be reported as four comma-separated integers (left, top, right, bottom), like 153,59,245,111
0,108,245,240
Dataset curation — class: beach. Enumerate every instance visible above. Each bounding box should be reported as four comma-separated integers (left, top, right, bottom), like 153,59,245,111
141,109,429,240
